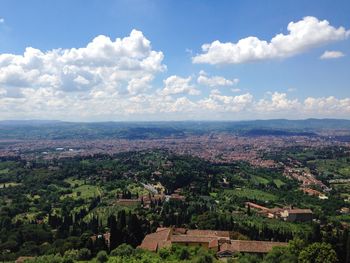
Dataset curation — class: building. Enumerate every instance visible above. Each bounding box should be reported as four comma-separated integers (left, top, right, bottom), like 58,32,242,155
245,202,270,212
217,240,288,258
138,228,172,251
90,232,111,249
139,227,287,257
300,187,328,200
340,207,349,214
169,193,186,201
139,228,230,252
245,202,313,222
280,209,313,222
116,199,141,206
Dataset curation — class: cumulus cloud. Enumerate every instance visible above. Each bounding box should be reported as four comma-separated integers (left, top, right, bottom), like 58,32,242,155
197,71,239,87
161,75,200,96
256,92,301,112
251,92,350,118
0,29,349,120
198,89,253,112
320,50,345,59
0,30,165,96
304,96,350,114
193,16,350,65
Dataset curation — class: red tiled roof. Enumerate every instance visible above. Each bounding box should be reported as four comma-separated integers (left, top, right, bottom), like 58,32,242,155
116,199,141,205
287,209,313,214
171,235,219,249
173,227,187,234
245,202,269,211
219,240,288,254
172,234,212,242
186,229,230,238
138,228,172,252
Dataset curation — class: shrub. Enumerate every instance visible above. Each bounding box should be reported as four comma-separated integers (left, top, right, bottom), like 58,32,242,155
110,243,134,257
96,250,108,263
77,248,91,260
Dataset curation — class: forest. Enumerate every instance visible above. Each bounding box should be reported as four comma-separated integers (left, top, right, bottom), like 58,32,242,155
0,148,349,262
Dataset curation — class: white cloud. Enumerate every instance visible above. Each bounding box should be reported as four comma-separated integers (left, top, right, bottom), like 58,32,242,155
197,71,239,87
0,28,349,120
198,90,253,112
304,96,350,114
231,88,241,93
320,50,345,59
255,92,301,112
193,16,350,65
0,30,165,96
161,75,200,96
0,18,4,24
127,75,154,95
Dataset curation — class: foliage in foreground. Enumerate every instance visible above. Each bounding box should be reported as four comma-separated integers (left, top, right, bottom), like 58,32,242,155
23,239,341,263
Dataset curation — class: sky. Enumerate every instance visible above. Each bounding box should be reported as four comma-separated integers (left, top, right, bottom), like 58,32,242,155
0,0,349,121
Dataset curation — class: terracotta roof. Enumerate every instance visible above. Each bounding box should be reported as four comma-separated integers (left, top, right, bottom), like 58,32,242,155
245,202,269,211
171,235,219,249
138,228,172,252
268,208,283,213
219,240,288,254
209,239,219,248
173,227,187,234
300,188,323,196
172,234,214,244
116,199,141,205
186,229,230,238
287,209,312,214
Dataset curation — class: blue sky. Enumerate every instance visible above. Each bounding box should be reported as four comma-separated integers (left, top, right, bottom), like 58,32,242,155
0,0,349,121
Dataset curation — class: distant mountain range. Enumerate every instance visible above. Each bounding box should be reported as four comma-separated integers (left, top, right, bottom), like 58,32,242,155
0,118,350,140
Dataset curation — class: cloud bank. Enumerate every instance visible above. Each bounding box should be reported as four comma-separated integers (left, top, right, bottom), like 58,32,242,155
0,28,349,120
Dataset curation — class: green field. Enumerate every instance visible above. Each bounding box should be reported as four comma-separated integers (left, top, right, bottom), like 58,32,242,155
253,176,269,185
308,158,350,178
61,183,101,200
273,179,286,188
224,188,277,202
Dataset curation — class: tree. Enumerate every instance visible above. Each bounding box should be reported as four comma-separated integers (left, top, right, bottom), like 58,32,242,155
178,247,190,260
346,232,350,263
96,250,108,263
237,253,261,263
110,243,134,257
247,203,252,216
299,242,338,263
310,223,321,242
263,246,297,263
288,238,306,257
159,247,170,259
77,248,91,260
196,254,214,263
63,249,79,262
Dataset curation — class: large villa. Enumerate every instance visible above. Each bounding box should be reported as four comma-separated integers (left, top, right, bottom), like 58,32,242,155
139,227,288,258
